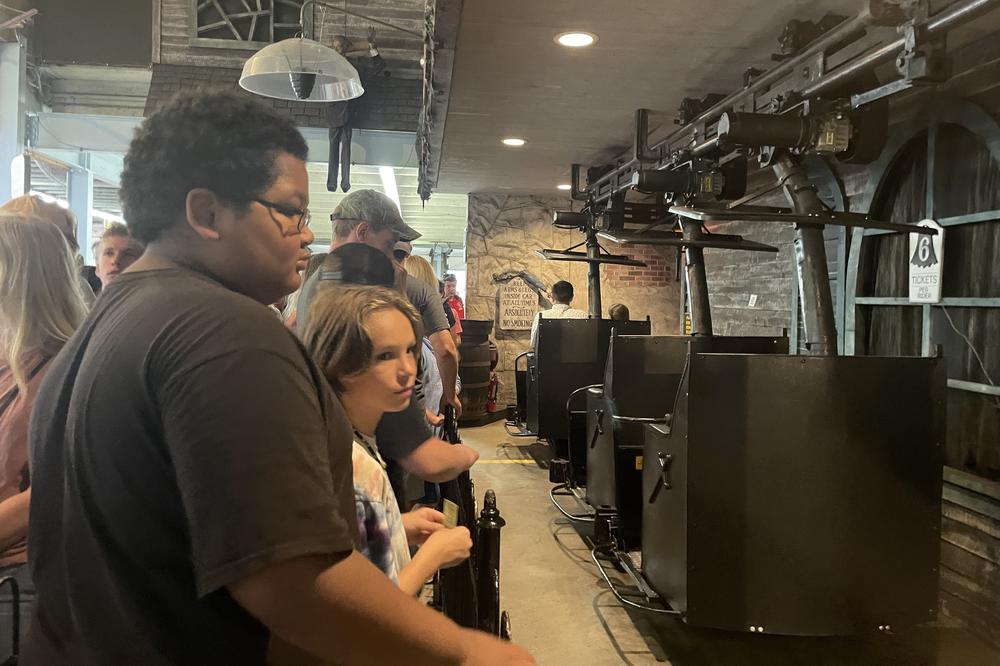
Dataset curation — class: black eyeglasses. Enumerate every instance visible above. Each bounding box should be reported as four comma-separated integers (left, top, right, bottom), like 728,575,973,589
253,199,311,235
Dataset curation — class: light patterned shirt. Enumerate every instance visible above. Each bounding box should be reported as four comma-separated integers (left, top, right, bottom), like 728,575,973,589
351,433,411,583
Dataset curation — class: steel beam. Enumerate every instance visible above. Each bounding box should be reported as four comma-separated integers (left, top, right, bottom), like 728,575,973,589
681,221,713,336
773,154,838,356
0,42,26,204
584,0,1000,204
68,167,94,264
586,230,602,318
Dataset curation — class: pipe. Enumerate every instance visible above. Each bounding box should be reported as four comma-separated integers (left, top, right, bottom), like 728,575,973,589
588,7,878,193
773,154,838,356
681,221,713,336
587,0,999,197
717,112,810,149
928,0,996,33
691,136,720,157
803,0,998,98
634,109,658,161
586,230,602,317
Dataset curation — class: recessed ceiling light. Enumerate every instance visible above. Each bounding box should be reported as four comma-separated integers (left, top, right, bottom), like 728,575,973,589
557,184,571,190
502,137,526,147
555,31,598,48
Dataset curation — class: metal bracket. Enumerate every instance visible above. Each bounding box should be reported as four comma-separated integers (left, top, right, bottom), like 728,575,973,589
853,2,949,108
670,204,938,235
569,164,588,201
647,452,674,504
535,249,647,267
634,109,660,162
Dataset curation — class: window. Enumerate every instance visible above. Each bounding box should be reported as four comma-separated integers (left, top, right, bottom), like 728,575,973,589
190,0,311,49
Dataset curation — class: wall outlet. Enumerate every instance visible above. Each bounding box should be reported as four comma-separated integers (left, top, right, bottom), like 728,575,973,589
748,294,758,307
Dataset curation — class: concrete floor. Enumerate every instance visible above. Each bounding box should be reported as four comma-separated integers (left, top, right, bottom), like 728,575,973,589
461,420,1000,666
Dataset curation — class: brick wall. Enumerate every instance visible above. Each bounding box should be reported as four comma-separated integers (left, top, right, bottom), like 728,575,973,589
144,63,419,131
604,243,677,288
704,221,796,337
465,194,681,405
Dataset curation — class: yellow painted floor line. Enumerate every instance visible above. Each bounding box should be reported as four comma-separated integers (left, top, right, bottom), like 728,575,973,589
476,459,537,464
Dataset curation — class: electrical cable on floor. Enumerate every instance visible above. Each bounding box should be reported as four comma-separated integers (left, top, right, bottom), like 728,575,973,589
590,548,681,615
940,306,1000,410
548,483,595,522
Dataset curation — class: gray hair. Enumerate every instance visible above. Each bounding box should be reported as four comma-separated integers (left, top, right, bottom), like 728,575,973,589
332,189,404,239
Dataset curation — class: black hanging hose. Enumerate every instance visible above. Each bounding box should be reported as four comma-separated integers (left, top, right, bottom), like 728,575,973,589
548,483,596,522
589,547,681,616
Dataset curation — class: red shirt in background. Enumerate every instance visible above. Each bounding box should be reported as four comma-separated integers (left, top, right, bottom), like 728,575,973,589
446,295,465,321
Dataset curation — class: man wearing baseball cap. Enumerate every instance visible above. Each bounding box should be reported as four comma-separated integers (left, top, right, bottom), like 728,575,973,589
296,190,475,496
393,240,412,262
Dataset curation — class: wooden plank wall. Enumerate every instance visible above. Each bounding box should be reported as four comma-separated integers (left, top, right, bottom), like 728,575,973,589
940,468,1000,647
157,0,423,75
159,0,254,69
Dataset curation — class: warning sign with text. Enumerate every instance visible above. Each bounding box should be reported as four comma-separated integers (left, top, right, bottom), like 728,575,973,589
499,278,539,330
908,219,944,303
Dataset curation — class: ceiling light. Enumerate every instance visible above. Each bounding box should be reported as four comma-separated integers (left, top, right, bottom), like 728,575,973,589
557,184,571,191
555,31,598,48
240,37,364,102
502,138,526,147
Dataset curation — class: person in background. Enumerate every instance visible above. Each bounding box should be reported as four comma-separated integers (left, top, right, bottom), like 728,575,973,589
302,286,473,596
442,273,465,321
295,191,474,497
25,92,526,665
0,195,77,254
609,303,630,322
393,240,412,263
0,194,98,300
316,245,479,507
0,214,88,648
403,255,451,424
94,223,145,290
283,252,327,330
298,190,460,421
530,280,588,349
406,254,462,347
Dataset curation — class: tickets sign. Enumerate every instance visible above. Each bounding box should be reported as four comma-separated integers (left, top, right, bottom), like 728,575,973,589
908,219,944,303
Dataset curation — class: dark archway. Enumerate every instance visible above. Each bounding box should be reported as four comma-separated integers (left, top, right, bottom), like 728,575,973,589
845,97,1000,477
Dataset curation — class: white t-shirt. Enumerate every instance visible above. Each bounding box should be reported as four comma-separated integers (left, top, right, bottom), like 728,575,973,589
530,303,588,348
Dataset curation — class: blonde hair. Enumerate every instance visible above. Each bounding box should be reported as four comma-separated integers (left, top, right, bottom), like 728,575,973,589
0,194,79,253
302,286,423,393
403,254,438,291
0,214,88,390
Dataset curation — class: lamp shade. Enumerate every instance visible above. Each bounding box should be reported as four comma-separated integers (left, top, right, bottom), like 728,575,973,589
239,37,365,102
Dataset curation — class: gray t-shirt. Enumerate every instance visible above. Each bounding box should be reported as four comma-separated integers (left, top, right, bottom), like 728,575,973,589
296,269,449,337
26,268,356,665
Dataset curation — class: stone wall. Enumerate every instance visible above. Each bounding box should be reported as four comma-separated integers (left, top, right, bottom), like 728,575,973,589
466,194,680,406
